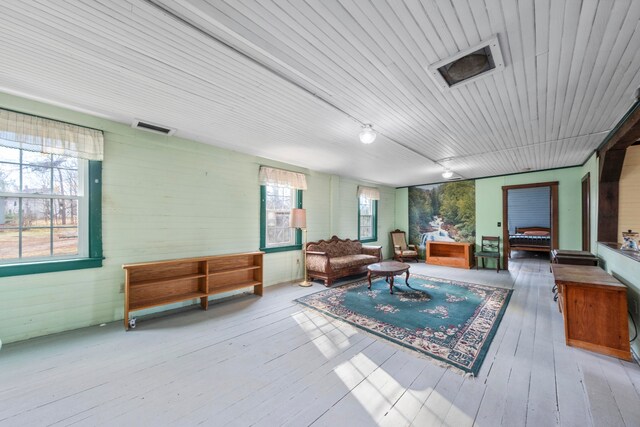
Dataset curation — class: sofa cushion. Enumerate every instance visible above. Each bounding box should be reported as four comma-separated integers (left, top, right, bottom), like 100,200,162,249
330,254,378,271
394,249,418,257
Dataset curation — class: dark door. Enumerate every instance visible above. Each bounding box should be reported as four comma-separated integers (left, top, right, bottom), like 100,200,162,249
582,173,590,251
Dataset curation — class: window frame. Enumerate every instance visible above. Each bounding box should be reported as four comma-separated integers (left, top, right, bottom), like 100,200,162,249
358,196,378,243
259,185,303,253
0,160,103,277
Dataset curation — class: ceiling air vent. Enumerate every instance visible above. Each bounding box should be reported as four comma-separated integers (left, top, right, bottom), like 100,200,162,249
131,119,176,136
427,35,504,91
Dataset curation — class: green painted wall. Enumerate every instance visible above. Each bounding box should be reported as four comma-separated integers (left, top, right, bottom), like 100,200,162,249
0,92,395,344
394,188,409,231
475,167,583,267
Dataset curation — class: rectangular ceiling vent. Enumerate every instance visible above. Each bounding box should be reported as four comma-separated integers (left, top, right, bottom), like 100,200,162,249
131,119,176,136
427,35,504,91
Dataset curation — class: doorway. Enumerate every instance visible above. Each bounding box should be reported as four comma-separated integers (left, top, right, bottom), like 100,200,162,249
502,182,559,270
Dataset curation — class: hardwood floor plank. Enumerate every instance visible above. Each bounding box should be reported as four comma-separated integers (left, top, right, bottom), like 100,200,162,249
500,270,541,426
596,357,640,426
376,359,448,427
525,274,561,426
551,291,593,427
410,368,465,426
473,263,534,426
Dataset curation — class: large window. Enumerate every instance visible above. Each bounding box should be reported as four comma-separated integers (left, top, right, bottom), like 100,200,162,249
0,109,103,276
358,195,377,242
258,166,306,253
0,147,85,260
260,184,302,252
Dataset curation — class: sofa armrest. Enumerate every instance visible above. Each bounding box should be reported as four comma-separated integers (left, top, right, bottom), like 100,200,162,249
407,244,417,250
362,245,382,261
306,252,331,273
306,250,329,257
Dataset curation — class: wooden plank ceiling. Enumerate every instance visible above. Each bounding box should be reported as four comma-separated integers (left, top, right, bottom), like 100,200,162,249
1,0,639,187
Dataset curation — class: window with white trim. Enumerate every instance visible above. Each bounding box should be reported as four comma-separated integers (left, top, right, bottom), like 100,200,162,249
264,184,298,248
0,147,88,261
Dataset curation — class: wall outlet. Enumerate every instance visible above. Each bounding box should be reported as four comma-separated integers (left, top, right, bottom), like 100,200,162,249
497,222,501,227
119,283,125,293
296,258,300,265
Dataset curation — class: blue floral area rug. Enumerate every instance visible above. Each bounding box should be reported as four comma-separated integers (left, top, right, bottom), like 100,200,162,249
296,274,512,376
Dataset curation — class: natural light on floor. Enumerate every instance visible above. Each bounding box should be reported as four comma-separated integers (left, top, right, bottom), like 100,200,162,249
291,308,472,425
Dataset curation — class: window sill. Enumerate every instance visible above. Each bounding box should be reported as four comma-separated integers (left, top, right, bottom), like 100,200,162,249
0,257,104,278
260,244,303,254
359,238,377,244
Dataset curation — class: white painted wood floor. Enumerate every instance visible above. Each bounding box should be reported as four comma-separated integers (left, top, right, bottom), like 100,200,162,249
1,255,640,427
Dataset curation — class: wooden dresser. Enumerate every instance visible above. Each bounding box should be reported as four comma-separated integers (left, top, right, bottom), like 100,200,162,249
552,264,631,360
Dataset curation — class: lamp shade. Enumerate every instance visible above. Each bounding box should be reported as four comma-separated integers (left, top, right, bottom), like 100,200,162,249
290,208,307,229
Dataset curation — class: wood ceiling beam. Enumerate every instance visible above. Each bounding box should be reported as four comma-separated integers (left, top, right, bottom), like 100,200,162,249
598,101,640,154
596,99,640,243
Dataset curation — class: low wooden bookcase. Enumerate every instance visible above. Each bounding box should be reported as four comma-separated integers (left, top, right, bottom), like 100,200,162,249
426,241,474,269
123,251,263,330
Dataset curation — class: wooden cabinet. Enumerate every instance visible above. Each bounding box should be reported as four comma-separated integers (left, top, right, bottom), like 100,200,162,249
123,252,263,330
552,264,631,360
426,241,474,269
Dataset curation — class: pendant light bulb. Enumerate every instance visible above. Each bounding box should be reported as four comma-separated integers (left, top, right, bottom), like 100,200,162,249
359,124,377,144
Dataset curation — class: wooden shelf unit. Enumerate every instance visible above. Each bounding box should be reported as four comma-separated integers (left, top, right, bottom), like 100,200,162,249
426,241,474,269
123,251,264,330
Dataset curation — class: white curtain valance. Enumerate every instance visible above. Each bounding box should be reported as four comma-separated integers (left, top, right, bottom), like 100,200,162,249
259,166,307,190
0,109,104,161
358,186,380,200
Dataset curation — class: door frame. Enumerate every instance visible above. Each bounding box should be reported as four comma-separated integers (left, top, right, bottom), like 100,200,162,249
502,181,559,270
581,173,591,252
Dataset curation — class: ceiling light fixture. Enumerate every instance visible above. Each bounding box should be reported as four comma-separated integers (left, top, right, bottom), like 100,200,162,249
359,124,377,144
442,169,454,179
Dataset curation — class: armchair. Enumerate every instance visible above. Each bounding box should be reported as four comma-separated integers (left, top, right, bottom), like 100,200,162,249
390,229,418,262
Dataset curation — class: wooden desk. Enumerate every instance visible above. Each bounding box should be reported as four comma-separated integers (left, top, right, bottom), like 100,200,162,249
552,264,631,360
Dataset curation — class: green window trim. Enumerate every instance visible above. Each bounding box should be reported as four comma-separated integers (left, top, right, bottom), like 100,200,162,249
358,199,378,243
0,160,103,277
0,257,103,277
259,185,303,253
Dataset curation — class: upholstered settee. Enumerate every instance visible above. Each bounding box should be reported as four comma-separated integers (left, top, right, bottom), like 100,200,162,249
306,236,382,286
